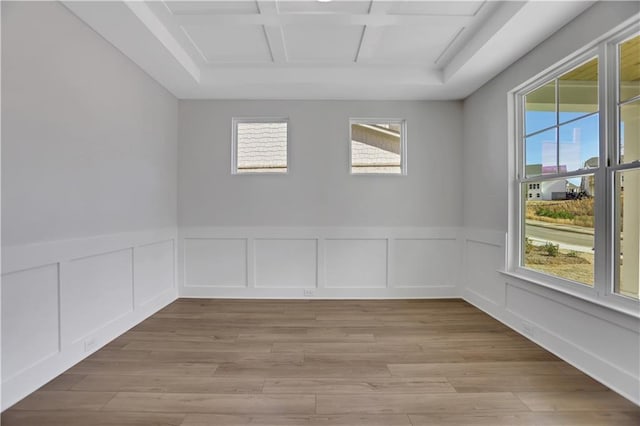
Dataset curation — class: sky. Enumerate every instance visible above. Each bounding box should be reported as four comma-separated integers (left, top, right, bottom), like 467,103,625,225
525,111,600,174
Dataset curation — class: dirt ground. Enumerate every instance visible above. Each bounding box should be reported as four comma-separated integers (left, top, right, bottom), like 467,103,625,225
524,245,594,286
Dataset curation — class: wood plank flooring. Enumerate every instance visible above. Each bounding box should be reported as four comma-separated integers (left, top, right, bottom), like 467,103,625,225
3,299,639,425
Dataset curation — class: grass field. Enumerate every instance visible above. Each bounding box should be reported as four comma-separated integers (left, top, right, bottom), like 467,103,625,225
526,198,594,228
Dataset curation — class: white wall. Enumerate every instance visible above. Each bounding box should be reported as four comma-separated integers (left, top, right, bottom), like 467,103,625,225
2,1,178,246
178,100,464,298
462,1,640,404
179,100,462,227
1,2,179,409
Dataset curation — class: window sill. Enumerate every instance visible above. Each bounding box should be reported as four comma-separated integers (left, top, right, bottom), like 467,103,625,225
499,270,640,319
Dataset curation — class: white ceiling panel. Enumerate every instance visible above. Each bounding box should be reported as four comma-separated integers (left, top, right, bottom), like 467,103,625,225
386,0,485,16
164,1,260,15
283,25,364,62
362,25,463,64
182,25,272,63
64,0,597,99
277,0,372,15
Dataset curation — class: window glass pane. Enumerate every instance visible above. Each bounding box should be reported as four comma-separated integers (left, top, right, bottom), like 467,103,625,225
619,100,640,164
523,176,595,286
559,57,598,124
619,35,640,103
525,81,555,135
351,121,403,174
236,121,287,173
615,169,640,300
525,128,557,177
559,113,599,173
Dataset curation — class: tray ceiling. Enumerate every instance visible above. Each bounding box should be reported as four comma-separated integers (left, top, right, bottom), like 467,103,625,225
63,0,595,100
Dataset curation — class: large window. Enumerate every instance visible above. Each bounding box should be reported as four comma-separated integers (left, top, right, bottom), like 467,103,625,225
232,118,288,174
350,119,407,175
513,27,639,310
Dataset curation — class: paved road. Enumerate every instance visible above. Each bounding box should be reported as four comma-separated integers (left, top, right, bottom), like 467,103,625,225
526,222,594,252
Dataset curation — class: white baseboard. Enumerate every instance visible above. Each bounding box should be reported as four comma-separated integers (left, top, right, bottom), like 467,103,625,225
180,286,459,299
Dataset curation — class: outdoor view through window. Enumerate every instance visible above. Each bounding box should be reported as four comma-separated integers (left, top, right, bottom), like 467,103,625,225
523,57,599,286
521,33,639,301
351,121,403,174
235,120,288,173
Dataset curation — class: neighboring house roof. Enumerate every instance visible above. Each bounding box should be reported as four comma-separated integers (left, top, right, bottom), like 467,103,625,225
351,140,400,167
351,123,401,171
237,122,287,170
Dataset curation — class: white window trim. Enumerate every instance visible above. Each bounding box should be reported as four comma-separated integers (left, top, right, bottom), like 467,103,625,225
349,118,408,176
231,117,290,175
506,21,640,317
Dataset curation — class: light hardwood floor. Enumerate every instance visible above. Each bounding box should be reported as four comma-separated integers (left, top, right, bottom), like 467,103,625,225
3,299,639,425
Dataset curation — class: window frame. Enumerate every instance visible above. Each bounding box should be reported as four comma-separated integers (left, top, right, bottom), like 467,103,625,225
508,23,640,316
231,117,290,175
349,118,407,176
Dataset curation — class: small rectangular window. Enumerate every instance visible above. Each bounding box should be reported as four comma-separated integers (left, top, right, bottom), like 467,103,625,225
350,119,406,175
232,118,288,174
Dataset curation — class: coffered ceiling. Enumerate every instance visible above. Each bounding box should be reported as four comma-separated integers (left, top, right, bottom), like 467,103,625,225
63,0,595,100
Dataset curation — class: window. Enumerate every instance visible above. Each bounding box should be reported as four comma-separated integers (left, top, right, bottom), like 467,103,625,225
350,119,406,174
232,118,288,174
512,26,639,311
614,34,640,300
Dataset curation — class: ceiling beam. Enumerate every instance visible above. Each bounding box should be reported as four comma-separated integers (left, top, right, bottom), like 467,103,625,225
442,1,526,82
124,1,201,81
61,0,201,95
442,1,595,84
256,0,287,63
201,66,443,86
173,13,473,27
356,0,395,63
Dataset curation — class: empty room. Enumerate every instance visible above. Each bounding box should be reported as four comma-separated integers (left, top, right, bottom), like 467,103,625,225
1,0,639,425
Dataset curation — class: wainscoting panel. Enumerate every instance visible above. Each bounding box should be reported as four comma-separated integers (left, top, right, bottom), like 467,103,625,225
179,227,461,298
254,239,317,288
392,238,458,287
1,228,178,411
184,238,247,287
1,264,60,382
325,239,387,289
134,240,175,308
505,283,640,393
62,249,134,345
465,238,505,306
